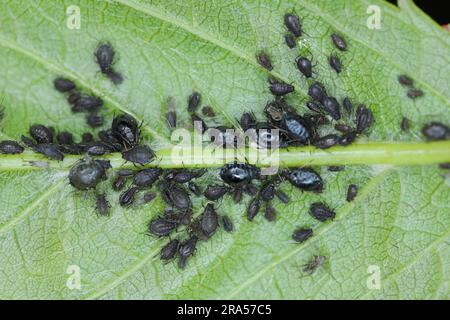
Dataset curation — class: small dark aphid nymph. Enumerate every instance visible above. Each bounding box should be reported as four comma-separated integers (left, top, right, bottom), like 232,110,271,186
34,144,64,161
222,216,233,233
171,169,205,184
309,202,336,222
203,185,230,201
343,97,353,114
285,34,296,48
329,54,342,74
306,101,322,114
119,186,139,207
421,122,449,141
148,217,178,237
398,74,414,87
202,106,215,117
122,145,155,165
346,184,358,202
200,203,219,238
314,134,339,149
407,88,424,99
30,124,54,144
160,239,179,261
269,80,295,96
178,235,198,269
284,168,323,193
112,175,127,191
188,181,202,196
308,82,326,102
303,255,326,275
275,190,289,203
69,157,106,190
86,142,113,156
56,131,74,145
96,194,110,216
247,197,261,221
296,56,312,78
53,77,76,92
260,182,275,202
187,91,201,113
338,130,357,146
355,104,374,133
264,203,277,222
143,192,156,204
86,113,104,128
334,123,351,133
331,33,347,51
112,114,140,147
96,43,115,73
161,184,192,210
75,95,104,112
292,228,313,243
284,13,302,37
401,117,410,132
0,140,24,154
166,97,177,129
82,132,94,143
256,52,273,71
21,135,35,148
240,112,257,131
322,96,341,120
133,168,162,188
220,163,260,187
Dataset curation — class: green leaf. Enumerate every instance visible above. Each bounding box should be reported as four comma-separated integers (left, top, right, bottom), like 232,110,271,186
0,0,449,299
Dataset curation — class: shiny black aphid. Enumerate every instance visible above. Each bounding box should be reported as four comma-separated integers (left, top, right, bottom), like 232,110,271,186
331,33,347,51
187,91,201,113
172,170,205,184
401,117,410,132
398,74,413,87
188,181,202,196
200,203,219,238
296,57,312,78
322,96,341,120
53,77,76,92
339,130,357,146
264,203,277,222
260,182,275,202
75,95,103,112
0,140,24,154
421,122,449,141
96,43,115,72
222,216,233,233
247,197,261,221
67,91,81,105
34,144,64,161
56,131,74,145
284,168,323,192
86,113,104,128
160,239,179,261
292,228,313,243
275,190,289,203
119,186,139,207
284,13,301,37
346,184,358,202
240,112,257,131
306,101,322,114
86,142,113,156
202,106,215,117
122,145,155,165
133,168,162,188
303,255,326,275
112,114,140,147
112,175,127,191
329,54,342,74
30,124,53,144
96,194,110,216
308,82,326,102
269,80,295,96
334,123,351,133
163,184,191,210
98,130,123,152
148,217,178,237
355,104,374,133
314,134,339,149
309,203,335,222
82,132,94,143
285,34,296,48
256,52,273,71
343,97,353,114
203,185,230,201
178,236,198,269
220,163,260,187
281,112,311,143
69,158,106,190
407,88,424,99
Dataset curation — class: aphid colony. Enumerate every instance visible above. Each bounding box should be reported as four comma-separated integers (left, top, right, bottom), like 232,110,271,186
0,13,448,273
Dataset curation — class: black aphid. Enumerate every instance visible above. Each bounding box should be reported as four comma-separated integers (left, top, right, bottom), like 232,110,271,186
322,96,341,120
232,189,243,203
30,124,54,144
331,33,347,51
34,144,64,161
161,184,191,210
203,185,230,201
67,91,81,106
222,216,233,233
74,95,104,112
343,97,353,114
96,159,112,171
421,122,449,141
269,80,295,96
96,43,115,73
133,168,162,188
201,106,215,117
166,97,177,129
284,13,301,37
119,186,139,207
117,169,134,177
187,91,201,113
260,182,275,202
329,54,342,74
407,88,424,99
69,157,106,190
284,168,323,192
398,75,413,87
178,236,198,269
21,135,35,148
57,144,83,155
247,197,261,221
355,104,374,133
200,203,219,238
160,239,179,261
81,132,94,143
240,112,257,131
292,228,313,243
303,255,326,275
112,175,127,191
112,114,140,147
96,194,110,216
143,192,156,204
171,169,205,184
188,181,202,196
56,131,74,145
398,117,409,133
306,101,322,114
314,134,339,149
122,145,155,165
220,163,260,187
86,113,104,128
296,56,312,78
53,77,76,92
86,142,113,156
309,202,335,222
256,52,273,71
285,34,296,48
338,130,357,146
308,82,326,102
264,203,277,222
281,112,312,143
0,140,24,154
148,217,178,237
346,184,358,202
275,190,289,203
334,123,351,133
